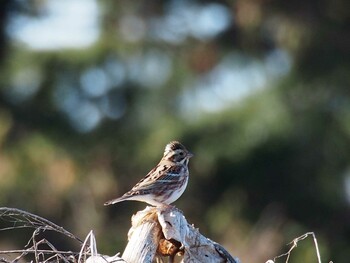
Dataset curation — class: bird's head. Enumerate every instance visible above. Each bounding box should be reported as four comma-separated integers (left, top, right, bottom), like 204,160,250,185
163,141,193,165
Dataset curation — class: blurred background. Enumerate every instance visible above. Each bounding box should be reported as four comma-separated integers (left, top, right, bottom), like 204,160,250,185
0,0,349,262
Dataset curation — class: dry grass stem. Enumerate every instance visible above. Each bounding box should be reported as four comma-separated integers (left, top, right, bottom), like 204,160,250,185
267,232,323,263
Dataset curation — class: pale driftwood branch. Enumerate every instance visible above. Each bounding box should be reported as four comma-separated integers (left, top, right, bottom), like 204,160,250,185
122,206,239,263
122,207,162,262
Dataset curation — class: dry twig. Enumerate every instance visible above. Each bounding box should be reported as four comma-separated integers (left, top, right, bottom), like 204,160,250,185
0,207,83,262
0,207,82,243
266,232,323,263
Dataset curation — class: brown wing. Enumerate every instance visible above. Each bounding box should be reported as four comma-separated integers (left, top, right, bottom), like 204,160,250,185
126,163,183,194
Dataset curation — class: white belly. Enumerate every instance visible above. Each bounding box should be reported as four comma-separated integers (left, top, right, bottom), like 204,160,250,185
164,176,188,204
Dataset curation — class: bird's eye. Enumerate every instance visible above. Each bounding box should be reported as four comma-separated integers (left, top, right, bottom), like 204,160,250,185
179,152,184,156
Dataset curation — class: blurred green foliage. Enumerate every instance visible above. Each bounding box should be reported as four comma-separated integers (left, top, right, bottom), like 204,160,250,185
0,0,349,262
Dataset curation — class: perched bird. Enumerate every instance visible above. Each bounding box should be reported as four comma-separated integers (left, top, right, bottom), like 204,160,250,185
104,141,193,207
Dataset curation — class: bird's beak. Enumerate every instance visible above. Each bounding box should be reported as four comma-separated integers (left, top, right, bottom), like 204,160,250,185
187,152,194,158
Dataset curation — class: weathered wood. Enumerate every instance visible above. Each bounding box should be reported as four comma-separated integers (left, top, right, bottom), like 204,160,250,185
122,207,162,263
122,206,239,263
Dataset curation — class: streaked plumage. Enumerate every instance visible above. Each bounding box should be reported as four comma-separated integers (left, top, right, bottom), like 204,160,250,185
104,141,193,206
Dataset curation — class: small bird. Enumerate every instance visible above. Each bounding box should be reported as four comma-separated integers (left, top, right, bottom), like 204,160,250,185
104,141,193,207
